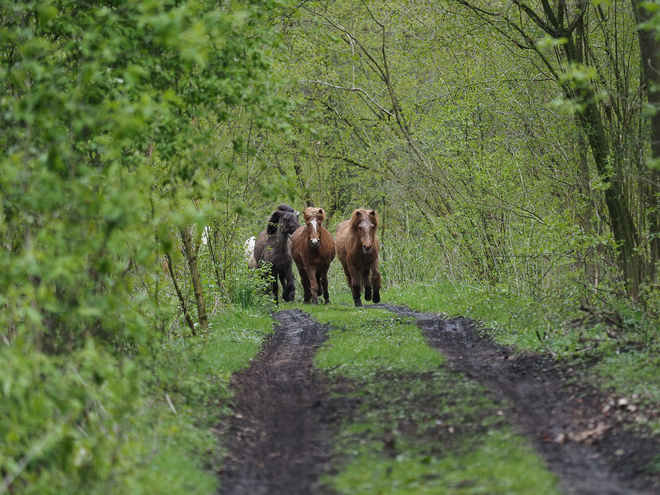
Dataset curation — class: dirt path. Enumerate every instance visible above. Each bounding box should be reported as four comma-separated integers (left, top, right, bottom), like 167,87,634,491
218,305,660,495
384,305,660,495
218,309,336,495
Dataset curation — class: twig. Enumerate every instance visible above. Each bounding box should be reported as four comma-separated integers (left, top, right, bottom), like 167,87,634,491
165,394,178,415
320,364,344,375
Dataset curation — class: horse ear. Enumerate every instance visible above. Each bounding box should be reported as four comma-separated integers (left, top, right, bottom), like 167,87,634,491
369,210,378,226
355,210,362,217
267,211,281,235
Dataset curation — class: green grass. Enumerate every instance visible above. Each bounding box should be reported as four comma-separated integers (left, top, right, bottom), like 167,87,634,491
297,297,560,495
301,296,443,378
144,307,274,490
177,309,274,375
331,430,558,495
129,445,219,495
384,282,548,350
595,351,660,404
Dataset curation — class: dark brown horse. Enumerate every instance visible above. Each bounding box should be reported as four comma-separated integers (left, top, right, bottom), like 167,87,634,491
252,204,300,304
335,208,381,307
291,207,335,304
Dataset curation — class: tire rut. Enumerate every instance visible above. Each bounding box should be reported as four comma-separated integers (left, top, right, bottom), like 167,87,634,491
382,304,660,495
218,309,335,495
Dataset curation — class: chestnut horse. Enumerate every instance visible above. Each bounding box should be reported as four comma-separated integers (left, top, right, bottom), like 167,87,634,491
335,208,381,307
252,204,300,304
291,207,336,304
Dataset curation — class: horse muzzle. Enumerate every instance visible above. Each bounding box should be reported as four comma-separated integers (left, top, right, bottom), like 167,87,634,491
362,245,373,254
310,239,320,248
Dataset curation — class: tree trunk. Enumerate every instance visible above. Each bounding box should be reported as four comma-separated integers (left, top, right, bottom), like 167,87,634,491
577,96,641,296
562,20,642,296
180,227,208,330
206,226,225,294
631,0,660,161
630,0,660,280
165,253,197,336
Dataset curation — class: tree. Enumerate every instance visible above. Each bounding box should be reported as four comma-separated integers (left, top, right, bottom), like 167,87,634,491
0,0,295,349
447,0,652,296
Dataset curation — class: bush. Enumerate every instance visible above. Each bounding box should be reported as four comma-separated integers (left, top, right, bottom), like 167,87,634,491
0,341,143,494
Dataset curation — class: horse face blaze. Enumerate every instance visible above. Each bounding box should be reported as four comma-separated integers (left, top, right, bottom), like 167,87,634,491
360,220,374,253
308,218,321,248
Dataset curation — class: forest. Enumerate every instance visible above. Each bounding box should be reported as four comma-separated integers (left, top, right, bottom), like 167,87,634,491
1,0,660,492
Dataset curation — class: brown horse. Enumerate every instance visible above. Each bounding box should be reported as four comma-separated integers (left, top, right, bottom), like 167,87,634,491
291,207,335,304
335,208,381,307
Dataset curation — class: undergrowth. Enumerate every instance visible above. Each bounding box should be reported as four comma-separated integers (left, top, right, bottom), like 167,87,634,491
0,307,273,495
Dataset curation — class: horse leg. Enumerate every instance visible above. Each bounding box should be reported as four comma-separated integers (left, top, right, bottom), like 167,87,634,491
341,262,352,286
298,267,312,303
371,263,381,304
307,266,319,305
282,267,296,302
362,269,372,301
320,270,331,304
348,265,362,307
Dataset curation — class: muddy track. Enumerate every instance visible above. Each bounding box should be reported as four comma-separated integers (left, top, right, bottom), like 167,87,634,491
218,309,336,495
218,305,659,495
382,304,660,495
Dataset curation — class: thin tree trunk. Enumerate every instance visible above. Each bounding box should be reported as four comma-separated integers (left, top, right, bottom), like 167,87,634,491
631,0,660,161
206,226,225,294
165,253,197,336
630,0,660,280
180,227,208,330
578,95,641,296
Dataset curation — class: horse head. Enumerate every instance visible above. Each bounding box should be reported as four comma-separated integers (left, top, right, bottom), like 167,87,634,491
353,209,378,254
280,210,300,236
302,207,326,249
267,204,300,237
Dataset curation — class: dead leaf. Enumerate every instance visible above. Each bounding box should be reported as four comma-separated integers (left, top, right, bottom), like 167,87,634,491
567,422,612,444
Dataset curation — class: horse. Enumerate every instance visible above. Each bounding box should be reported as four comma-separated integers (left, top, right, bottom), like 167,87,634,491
252,204,300,304
244,236,257,268
291,207,336,304
335,208,381,307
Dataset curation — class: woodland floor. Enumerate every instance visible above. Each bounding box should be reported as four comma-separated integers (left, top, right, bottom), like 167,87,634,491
217,306,660,495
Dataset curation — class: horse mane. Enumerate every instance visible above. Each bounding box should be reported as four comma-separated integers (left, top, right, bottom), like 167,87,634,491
302,207,326,225
349,208,378,230
267,203,298,236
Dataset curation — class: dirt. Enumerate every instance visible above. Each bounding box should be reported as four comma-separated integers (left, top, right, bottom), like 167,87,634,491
384,304,660,495
217,306,660,495
218,309,340,495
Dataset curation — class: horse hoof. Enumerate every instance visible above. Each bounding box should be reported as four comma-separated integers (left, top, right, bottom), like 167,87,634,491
373,293,380,304
324,299,331,305
354,300,362,308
